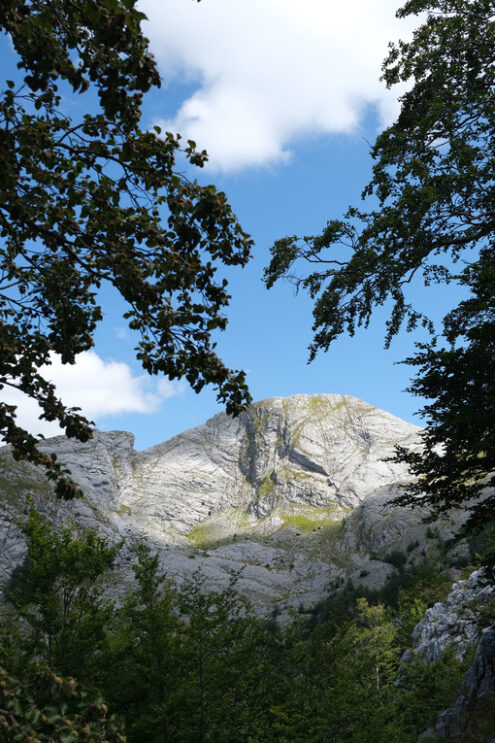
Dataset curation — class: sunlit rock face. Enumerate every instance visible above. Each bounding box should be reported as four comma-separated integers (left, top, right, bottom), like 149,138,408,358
120,394,420,536
0,393,448,611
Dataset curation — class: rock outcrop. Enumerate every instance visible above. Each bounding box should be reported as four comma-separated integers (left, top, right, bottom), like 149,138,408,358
401,569,495,742
403,570,495,666
428,625,495,740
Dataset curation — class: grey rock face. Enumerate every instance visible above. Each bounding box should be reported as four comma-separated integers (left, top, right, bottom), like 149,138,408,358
436,624,495,738
121,393,420,538
407,570,495,742
403,570,495,665
0,393,428,609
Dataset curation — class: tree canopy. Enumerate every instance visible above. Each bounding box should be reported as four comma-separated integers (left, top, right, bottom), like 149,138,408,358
264,0,495,531
0,0,252,497
394,246,495,533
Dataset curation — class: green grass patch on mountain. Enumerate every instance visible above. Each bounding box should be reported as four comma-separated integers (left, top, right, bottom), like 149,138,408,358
258,473,276,496
277,505,351,533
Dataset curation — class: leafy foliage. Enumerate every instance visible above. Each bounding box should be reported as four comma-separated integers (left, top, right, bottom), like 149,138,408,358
394,246,495,534
264,0,495,530
100,544,183,742
5,507,118,675
0,665,125,743
0,0,252,496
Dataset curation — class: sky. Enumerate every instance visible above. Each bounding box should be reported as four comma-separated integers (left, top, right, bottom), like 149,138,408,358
1,0,465,450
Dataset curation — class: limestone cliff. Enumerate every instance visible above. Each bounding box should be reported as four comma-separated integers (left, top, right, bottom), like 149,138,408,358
0,393,448,609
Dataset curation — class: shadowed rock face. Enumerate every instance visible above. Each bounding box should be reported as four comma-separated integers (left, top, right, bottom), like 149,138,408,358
430,626,495,740
404,570,495,666
413,570,495,742
0,393,440,610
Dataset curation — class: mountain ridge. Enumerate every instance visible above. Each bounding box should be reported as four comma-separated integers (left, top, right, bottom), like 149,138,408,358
1,393,459,611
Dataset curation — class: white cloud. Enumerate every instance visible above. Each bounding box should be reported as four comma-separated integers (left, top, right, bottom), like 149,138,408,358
115,326,130,341
2,351,184,438
140,0,417,171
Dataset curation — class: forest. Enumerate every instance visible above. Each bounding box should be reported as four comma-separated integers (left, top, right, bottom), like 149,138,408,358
2,508,495,743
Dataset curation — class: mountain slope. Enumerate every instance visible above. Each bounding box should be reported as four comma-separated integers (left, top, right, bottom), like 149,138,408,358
123,393,419,537
1,393,460,610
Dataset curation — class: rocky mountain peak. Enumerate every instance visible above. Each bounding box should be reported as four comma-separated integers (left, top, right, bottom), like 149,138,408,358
124,393,420,534
0,393,434,609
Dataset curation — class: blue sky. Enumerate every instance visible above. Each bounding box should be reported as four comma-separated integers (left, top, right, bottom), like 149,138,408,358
2,0,466,450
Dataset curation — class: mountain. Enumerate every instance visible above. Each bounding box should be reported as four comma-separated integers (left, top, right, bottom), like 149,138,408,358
0,393,464,611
